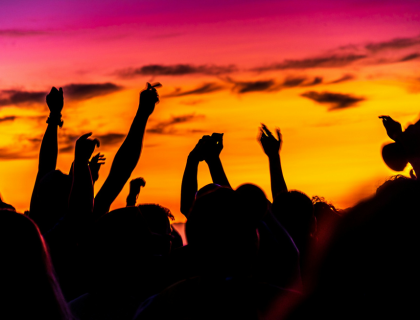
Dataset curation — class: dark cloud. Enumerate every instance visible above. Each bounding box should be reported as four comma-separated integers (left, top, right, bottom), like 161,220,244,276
0,90,46,107
328,74,355,84
116,64,237,77
366,35,420,52
0,29,47,37
254,54,366,72
64,83,122,101
164,83,224,98
0,147,37,160
0,116,16,123
147,114,205,134
301,91,366,111
232,79,277,93
399,53,420,62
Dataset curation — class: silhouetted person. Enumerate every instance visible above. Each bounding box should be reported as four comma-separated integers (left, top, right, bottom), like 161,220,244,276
71,206,169,320
272,178,420,320
180,133,230,217
0,210,72,319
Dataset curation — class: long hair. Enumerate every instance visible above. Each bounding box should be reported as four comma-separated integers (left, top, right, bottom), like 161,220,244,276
0,211,72,319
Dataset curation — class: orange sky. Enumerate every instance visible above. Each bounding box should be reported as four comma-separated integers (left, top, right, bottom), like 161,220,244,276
1,0,419,222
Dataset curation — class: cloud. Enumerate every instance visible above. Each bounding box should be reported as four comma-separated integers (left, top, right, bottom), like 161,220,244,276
281,76,323,88
115,64,237,77
328,74,355,84
254,54,367,72
163,83,224,97
147,113,205,134
231,79,277,93
95,133,125,146
63,83,122,101
398,53,420,62
0,116,16,123
301,91,366,111
0,29,47,37
366,35,420,52
0,90,46,107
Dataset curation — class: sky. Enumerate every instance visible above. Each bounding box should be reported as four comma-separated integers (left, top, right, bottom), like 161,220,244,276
0,0,419,222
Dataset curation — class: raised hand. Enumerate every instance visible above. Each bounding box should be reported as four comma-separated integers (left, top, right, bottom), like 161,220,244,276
130,177,146,194
379,116,402,141
75,133,100,163
259,124,282,158
204,133,224,163
189,137,208,162
46,87,64,115
89,153,106,182
138,82,161,117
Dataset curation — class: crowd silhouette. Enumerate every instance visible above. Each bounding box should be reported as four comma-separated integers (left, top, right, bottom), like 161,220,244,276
1,83,419,319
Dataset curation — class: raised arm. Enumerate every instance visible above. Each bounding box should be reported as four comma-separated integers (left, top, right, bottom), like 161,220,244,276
30,87,63,213
204,133,231,188
180,138,206,217
68,133,99,217
126,177,146,206
93,83,160,218
259,124,287,201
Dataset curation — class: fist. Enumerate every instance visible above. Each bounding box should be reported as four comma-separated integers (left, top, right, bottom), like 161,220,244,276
139,82,161,117
130,177,146,194
46,87,64,114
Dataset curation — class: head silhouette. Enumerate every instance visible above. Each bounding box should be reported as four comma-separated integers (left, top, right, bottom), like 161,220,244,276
382,142,408,171
0,211,71,319
272,190,315,252
236,183,269,221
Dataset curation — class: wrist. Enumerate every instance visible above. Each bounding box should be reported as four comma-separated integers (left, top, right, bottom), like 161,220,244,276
47,113,63,127
205,156,220,165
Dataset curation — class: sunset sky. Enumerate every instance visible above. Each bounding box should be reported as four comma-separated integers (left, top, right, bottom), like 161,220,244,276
1,0,419,222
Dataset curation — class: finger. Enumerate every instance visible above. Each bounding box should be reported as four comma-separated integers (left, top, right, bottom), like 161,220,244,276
92,138,100,148
59,87,63,94
261,124,273,137
151,82,162,88
80,132,93,140
147,82,152,90
276,128,281,141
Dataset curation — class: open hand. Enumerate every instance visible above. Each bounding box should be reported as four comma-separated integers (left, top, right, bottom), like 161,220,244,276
379,116,402,141
46,87,64,115
89,153,106,182
139,82,161,117
75,133,100,163
258,124,282,157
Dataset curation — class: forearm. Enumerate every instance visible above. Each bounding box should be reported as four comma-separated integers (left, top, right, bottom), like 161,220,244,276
180,156,199,217
206,157,231,188
126,191,139,206
94,114,149,216
268,153,287,200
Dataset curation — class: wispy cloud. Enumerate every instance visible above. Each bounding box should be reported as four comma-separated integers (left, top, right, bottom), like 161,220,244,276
115,64,237,78
0,29,48,37
365,35,420,52
301,91,366,111
64,83,122,101
147,113,205,134
163,83,224,97
328,74,355,84
0,90,46,107
231,79,277,93
95,133,125,146
0,83,123,108
0,116,16,123
398,52,420,62
253,54,366,72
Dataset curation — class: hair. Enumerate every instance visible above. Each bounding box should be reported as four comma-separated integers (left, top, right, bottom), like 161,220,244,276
236,183,269,221
0,211,71,319
382,143,408,171
138,203,174,237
